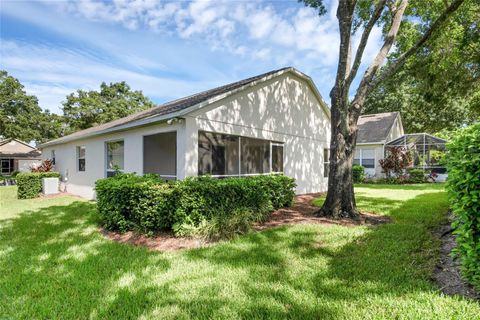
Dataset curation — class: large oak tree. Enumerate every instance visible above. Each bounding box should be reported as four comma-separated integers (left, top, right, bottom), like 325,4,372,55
300,0,467,218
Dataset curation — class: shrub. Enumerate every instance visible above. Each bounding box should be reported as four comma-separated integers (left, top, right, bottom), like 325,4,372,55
352,165,365,183
407,168,425,183
16,172,61,199
445,124,480,290
30,159,54,173
379,146,412,178
95,174,296,239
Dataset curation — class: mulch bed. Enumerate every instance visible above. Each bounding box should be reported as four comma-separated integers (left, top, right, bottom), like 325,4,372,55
433,214,479,300
103,193,390,252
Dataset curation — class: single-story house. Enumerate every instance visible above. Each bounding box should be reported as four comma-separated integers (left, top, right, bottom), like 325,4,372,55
355,112,447,180
0,138,42,175
39,67,332,199
354,112,404,177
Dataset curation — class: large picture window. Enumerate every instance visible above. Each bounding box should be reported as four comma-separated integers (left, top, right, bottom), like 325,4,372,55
354,148,375,169
77,146,86,172
106,140,124,177
198,131,283,177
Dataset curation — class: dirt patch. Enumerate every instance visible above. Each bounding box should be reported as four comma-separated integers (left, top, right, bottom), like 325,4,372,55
433,216,479,300
103,193,390,252
102,229,208,252
255,193,390,230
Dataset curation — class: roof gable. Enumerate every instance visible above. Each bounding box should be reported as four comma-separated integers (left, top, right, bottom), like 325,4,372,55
0,138,41,157
39,67,330,148
357,112,399,144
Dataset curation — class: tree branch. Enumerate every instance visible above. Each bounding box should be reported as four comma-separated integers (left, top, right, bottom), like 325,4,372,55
351,0,409,115
369,0,465,90
345,0,387,87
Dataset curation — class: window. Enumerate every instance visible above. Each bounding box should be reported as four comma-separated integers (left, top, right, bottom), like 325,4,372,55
241,137,270,174
324,148,330,178
106,141,124,177
198,131,283,177
77,146,86,172
198,132,239,176
51,150,56,165
271,144,284,173
354,148,375,169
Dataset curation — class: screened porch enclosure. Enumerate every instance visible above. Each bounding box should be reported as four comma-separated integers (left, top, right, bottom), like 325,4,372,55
143,132,177,179
385,133,447,173
198,131,284,177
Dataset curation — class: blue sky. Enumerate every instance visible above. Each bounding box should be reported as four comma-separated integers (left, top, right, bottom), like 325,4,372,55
1,0,383,114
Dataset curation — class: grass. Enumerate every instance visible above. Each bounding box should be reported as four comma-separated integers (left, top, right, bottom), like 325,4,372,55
0,184,478,319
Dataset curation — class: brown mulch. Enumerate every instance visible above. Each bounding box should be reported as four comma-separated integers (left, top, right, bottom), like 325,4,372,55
433,213,479,300
254,193,391,230
102,193,390,252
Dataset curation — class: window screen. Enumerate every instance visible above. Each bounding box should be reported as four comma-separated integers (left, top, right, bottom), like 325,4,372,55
324,148,330,178
106,141,124,177
241,137,270,174
77,146,86,172
271,144,284,173
198,132,239,176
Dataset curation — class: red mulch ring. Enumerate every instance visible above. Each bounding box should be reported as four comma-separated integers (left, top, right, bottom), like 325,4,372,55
102,193,390,252
255,193,391,230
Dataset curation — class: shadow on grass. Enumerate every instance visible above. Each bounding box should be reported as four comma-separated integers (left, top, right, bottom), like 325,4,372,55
1,190,476,319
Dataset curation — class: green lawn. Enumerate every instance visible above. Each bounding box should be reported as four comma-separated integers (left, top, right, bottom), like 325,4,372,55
0,184,478,319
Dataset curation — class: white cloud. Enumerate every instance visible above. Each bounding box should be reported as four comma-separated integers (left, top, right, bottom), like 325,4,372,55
1,41,215,113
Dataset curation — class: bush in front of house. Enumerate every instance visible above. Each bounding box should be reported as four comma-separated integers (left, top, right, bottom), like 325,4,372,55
352,165,365,183
16,172,61,199
445,123,480,290
95,174,296,239
407,168,425,183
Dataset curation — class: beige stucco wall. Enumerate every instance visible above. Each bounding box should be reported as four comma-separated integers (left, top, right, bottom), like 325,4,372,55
184,72,331,194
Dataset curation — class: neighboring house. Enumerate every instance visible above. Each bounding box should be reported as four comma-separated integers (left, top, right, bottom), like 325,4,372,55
39,67,332,199
0,138,42,175
354,112,404,177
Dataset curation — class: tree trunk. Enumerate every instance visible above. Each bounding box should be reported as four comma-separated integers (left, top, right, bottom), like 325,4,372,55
318,91,359,219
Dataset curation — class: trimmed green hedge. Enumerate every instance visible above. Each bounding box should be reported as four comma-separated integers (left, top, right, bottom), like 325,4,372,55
352,165,365,183
407,168,425,183
445,124,480,290
16,172,61,199
95,174,296,238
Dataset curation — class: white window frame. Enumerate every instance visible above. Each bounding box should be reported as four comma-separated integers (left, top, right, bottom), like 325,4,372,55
105,139,125,177
354,148,376,169
198,131,284,178
77,146,86,172
324,148,330,178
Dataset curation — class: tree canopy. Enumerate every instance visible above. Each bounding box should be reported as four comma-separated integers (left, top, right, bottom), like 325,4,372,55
0,70,64,144
62,82,155,132
364,0,479,133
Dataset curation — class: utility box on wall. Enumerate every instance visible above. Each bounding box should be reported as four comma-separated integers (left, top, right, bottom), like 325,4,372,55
42,177,59,195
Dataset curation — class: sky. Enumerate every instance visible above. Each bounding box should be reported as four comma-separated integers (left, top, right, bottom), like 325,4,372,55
1,0,383,114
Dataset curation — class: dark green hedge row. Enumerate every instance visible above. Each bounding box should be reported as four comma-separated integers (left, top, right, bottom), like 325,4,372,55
445,124,480,290
16,172,61,199
95,174,296,238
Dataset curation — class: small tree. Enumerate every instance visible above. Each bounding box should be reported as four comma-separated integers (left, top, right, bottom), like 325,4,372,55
379,146,412,178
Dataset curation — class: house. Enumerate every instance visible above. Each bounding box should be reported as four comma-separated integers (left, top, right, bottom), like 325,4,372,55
354,112,404,177
355,112,447,180
0,138,42,175
38,67,332,199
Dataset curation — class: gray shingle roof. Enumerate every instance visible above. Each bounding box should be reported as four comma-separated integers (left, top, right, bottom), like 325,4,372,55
357,112,399,144
40,67,300,148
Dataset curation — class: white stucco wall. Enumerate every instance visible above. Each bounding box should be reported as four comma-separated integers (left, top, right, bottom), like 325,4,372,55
354,144,384,177
41,71,331,198
185,72,331,194
42,123,183,199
